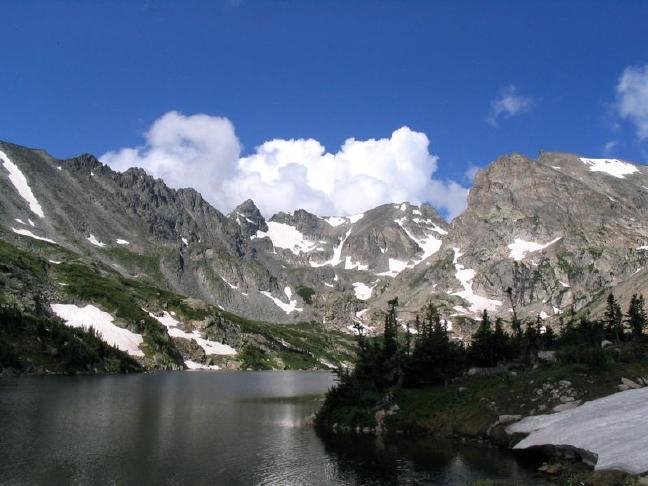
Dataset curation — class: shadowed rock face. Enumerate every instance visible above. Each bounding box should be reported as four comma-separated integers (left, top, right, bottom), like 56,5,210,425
2,140,648,336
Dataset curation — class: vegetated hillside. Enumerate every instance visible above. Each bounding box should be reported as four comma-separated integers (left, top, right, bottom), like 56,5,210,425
0,237,356,373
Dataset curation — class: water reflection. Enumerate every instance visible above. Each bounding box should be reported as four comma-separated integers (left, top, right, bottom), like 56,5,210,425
0,372,541,485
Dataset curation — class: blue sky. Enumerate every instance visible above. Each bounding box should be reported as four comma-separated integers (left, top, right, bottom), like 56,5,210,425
2,1,648,218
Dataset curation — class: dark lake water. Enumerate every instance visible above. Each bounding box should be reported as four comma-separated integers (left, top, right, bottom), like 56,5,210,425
0,371,542,485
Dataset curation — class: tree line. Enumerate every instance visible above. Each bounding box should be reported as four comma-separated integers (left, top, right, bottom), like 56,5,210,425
335,292,647,396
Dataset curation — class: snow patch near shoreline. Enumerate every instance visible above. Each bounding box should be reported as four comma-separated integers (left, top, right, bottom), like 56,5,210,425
51,303,144,357
508,387,648,474
185,360,220,370
1,150,45,217
147,310,237,355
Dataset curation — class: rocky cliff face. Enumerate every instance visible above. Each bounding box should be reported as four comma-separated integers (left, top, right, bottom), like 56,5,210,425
2,140,648,341
374,152,648,335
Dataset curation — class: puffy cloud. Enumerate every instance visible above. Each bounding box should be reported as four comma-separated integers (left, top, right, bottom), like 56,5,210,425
101,112,468,219
486,85,533,126
101,111,241,187
616,64,648,140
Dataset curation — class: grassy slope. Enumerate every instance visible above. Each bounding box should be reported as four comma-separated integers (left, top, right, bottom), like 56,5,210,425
0,237,356,371
0,306,142,374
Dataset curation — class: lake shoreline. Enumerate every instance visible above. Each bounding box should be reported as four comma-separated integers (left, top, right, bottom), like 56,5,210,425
315,362,648,484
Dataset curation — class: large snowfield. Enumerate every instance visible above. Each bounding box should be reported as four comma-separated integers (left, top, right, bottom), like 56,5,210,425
507,387,648,474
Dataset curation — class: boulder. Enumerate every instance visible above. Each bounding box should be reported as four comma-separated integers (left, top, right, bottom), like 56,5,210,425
553,401,581,412
538,350,557,363
621,377,642,389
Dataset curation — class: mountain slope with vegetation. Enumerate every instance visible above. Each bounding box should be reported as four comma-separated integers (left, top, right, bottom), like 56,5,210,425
0,236,355,374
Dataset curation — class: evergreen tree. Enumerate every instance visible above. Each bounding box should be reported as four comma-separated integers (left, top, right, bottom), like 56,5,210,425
404,303,465,387
626,294,647,340
604,293,624,344
383,298,399,360
492,317,511,362
468,310,496,366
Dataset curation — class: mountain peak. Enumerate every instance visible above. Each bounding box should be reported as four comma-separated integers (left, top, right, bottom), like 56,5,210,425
230,199,267,236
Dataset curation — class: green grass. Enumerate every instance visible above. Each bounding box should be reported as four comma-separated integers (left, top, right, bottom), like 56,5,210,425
321,360,648,437
0,239,49,279
103,247,164,283
387,363,648,436
296,286,315,304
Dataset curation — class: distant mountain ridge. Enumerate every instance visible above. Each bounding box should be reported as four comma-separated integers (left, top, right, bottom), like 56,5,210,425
3,140,648,345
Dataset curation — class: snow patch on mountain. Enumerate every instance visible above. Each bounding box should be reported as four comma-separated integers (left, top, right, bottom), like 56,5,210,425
374,217,443,277
87,234,106,247
345,256,369,271
451,248,502,314
309,229,351,268
147,310,237,355
508,237,562,261
395,219,443,262
52,303,144,357
12,228,57,244
579,157,639,179
348,213,364,224
508,387,648,474
325,216,347,227
352,282,374,300
260,287,303,314
0,150,45,217
254,221,316,255
116,239,130,245
221,277,238,289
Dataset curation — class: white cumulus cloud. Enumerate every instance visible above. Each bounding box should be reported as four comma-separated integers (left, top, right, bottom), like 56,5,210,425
616,64,648,140
486,85,533,126
101,111,468,219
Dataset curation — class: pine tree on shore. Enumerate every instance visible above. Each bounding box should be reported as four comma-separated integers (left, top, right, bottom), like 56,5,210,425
604,294,624,344
626,294,647,340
